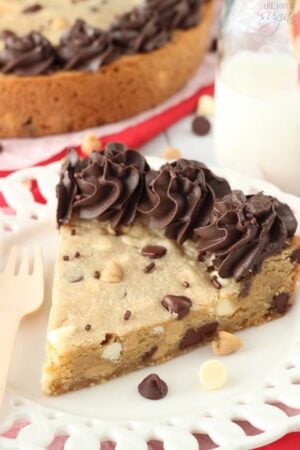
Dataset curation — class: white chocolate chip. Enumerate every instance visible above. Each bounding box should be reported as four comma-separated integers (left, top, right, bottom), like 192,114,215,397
101,261,123,283
199,360,228,390
212,331,243,356
102,342,123,362
196,95,215,117
161,147,182,161
211,270,231,287
152,326,165,335
50,17,69,31
121,235,140,247
119,224,132,235
216,298,238,317
48,326,77,354
82,132,102,155
106,223,117,235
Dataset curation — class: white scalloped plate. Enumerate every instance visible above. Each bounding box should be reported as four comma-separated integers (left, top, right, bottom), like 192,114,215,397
0,157,300,450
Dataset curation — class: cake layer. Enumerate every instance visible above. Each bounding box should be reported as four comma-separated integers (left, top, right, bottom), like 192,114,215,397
0,1,213,137
42,218,298,395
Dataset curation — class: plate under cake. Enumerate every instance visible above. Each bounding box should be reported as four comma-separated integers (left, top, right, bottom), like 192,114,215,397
0,0,213,138
42,144,299,395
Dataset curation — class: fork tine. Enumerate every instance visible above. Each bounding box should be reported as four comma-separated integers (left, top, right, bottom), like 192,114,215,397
18,248,29,276
32,247,43,278
4,246,17,275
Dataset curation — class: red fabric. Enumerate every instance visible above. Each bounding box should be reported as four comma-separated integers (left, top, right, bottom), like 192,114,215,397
0,81,299,448
260,433,300,450
294,11,300,36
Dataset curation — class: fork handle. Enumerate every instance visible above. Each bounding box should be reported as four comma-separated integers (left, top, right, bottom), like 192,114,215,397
0,311,21,407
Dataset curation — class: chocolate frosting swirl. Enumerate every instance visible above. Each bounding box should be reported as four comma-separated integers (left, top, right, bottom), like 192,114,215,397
57,20,113,71
196,190,298,281
110,7,169,54
147,0,203,30
0,0,204,75
57,146,298,281
57,142,149,228
0,31,56,75
110,0,202,54
138,159,231,244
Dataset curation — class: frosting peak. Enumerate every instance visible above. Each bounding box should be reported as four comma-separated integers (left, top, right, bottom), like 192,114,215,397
0,0,204,76
196,191,298,281
138,159,231,244
57,20,113,71
56,143,149,228
0,31,55,75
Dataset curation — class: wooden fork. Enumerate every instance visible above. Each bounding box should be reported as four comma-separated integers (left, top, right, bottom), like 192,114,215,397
0,247,44,407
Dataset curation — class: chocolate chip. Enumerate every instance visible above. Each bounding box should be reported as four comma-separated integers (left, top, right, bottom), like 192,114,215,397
211,276,221,289
239,279,252,297
94,270,100,279
205,266,214,273
68,274,84,283
273,293,290,314
124,310,131,321
144,262,155,273
85,324,91,331
63,255,69,261
22,3,43,13
246,194,272,218
0,30,15,40
183,281,190,288
180,322,218,349
70,228,76,236
138,374,168,400
161,295,192,320
192,116,211,136
198,253,205,262
141,245,167,259
142,346,158,361
209,37,218,52
291,248,300,263
75,251,80,258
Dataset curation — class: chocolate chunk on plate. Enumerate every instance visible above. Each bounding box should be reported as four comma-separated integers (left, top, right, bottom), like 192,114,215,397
138,374,168,400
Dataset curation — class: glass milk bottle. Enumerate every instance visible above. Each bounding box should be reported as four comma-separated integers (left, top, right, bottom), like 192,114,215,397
214,0,300,195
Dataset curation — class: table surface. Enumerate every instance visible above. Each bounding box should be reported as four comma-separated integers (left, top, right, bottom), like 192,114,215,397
141,114,217,168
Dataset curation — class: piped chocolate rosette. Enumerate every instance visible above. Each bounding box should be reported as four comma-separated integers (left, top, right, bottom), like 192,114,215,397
0,31,56,75
57,142,150,228
57,144,299,283
196,191,298,281
138,159,231,244
0,0,205,75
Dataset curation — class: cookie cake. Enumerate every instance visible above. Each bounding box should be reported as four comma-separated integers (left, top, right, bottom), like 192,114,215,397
0,0,214,137
42,143,300,395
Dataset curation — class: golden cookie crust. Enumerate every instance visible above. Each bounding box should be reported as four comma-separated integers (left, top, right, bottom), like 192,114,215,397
0,1,214,138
